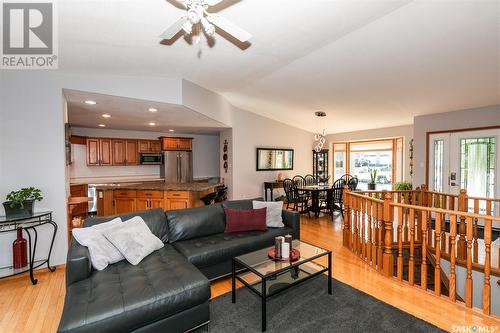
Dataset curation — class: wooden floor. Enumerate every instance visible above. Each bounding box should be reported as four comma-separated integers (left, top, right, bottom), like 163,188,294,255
1,214,499,332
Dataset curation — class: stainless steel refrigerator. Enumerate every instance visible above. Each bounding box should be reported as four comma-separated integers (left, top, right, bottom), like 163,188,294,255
161,151,193,183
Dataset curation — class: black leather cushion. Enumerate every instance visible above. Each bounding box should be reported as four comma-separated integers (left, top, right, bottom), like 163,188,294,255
83,208,169,243
57,245,210,333
166,204,225,243
173,227,293,268
220,198,263,210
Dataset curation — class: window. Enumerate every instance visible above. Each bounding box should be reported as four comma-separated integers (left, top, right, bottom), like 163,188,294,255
433,140,444,192
332,138,404,190
460,137,495,198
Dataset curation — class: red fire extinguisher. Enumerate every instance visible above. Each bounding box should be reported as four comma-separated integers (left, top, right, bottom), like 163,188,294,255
13,228,27,269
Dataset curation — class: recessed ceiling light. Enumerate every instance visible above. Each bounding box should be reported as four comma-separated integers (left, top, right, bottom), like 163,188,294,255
149,122,156,126
102,114,111,118
148,108,158,112
169,129,175,132
84,100,97,105
98,124,106,127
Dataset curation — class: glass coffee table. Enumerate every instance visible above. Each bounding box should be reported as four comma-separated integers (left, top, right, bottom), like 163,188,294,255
231,240,332,332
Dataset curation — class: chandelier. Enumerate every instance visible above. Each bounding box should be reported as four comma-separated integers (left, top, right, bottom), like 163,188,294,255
314,111,327,153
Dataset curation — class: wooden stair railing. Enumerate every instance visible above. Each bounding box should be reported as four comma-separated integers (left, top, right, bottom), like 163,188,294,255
343,185,500,316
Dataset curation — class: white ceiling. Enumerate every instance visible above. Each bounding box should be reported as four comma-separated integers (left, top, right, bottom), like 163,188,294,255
59,0,500,133
65,89,228,134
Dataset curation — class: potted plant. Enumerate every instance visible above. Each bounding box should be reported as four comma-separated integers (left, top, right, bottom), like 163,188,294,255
368,169,377,190
3,187,43,218
395,182,413,190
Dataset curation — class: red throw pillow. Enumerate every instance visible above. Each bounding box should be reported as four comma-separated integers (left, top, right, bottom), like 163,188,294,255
224,208,267,233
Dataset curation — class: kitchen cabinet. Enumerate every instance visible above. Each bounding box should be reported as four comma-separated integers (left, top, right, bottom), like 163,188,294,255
113,190,137,214
138,140,162,153
88,137,139,166
112,139,126,165
125,140,139,165
112,139,138,166
100,139,112,165
86,139,100,165
165,191,190,210
137,191,164,210
160,137,192,151
87,138,112,166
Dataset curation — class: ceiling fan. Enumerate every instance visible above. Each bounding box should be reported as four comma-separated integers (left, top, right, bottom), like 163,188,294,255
160,0,252,43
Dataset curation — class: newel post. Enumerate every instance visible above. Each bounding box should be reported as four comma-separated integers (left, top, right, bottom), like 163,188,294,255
382,191,394,277
343,185,351,248
457,189,468,260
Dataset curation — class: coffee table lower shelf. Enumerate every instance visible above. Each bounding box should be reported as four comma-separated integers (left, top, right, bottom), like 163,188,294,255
231,249,332,332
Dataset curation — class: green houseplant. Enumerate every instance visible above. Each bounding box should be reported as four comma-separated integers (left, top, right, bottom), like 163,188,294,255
395,181,413,191
3,187,43,218
368,169,377,190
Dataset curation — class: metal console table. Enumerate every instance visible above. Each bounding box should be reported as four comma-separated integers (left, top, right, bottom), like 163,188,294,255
0,211,57,284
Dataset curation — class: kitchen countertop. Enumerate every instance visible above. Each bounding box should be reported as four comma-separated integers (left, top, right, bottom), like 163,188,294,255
94,181,223,192
70,177,164,185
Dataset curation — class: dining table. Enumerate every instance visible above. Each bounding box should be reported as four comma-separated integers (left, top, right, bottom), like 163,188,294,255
296,184,333,218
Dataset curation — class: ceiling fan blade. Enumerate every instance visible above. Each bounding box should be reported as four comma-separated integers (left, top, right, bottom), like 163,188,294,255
206,15,252,42
160,16,188,39
206,0,224,6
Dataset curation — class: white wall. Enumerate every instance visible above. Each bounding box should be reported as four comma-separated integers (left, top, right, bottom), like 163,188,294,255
413,105,500,186
231,106,313,199
0,72,182,267
327,125,414,182
69,127,220,183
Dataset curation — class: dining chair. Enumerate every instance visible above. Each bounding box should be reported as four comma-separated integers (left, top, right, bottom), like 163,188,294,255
322,178,346,220
348,177,358,191
282,178,294,210
304,174,317,186
292,176,310,216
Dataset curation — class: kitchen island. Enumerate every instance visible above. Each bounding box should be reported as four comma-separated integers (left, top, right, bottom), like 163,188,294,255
95,181,222,216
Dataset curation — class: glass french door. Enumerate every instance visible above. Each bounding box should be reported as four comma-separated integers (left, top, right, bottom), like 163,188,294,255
429,129,499,205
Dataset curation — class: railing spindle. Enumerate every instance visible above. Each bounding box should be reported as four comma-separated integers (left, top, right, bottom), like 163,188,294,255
409,208,415,286
382,193,393,277
449,215,457,302
465,216,473,308
397,206,403,280
483,201,492,315
421,210,427,291
434,213,442,296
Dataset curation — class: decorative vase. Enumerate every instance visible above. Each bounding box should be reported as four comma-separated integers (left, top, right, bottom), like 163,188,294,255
3,199,34,219
13,228,28,269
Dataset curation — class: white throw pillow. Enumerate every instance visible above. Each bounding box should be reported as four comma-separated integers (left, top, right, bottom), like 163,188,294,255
103,216,164,265
72,217,125,271
252,201,284,228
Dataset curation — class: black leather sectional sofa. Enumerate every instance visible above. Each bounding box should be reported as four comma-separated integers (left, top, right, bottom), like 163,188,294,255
58,199,300,333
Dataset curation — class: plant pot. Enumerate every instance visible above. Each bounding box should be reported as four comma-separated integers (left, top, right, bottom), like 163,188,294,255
2,200,34,219
367,183,376,191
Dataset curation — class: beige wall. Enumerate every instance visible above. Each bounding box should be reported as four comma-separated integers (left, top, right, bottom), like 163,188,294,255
231,106,313,199
326,125,414,182
413,105,500,186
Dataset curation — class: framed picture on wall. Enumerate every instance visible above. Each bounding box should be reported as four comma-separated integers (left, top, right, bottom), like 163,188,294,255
256,148,294,171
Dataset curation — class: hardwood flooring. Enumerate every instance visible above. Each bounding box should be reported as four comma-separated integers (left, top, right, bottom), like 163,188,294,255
1,213,498,332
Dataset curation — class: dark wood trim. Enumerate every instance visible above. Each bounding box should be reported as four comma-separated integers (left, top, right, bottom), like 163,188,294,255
424,125,500,186
70,135,87,145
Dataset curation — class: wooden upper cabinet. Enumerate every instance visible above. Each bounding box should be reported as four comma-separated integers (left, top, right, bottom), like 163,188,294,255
138,140,162,153
112,139,126,165
138,140,150,153
99,139,112,165
150,140,161,153
125,140,138,165
87,137,157,166
86,138,100,165
161,137,193,151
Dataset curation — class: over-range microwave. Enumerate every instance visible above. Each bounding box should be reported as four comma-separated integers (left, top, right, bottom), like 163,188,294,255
139,153,162,165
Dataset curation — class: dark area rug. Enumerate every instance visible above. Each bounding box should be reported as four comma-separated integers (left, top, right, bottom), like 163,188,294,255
201,275,445,332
